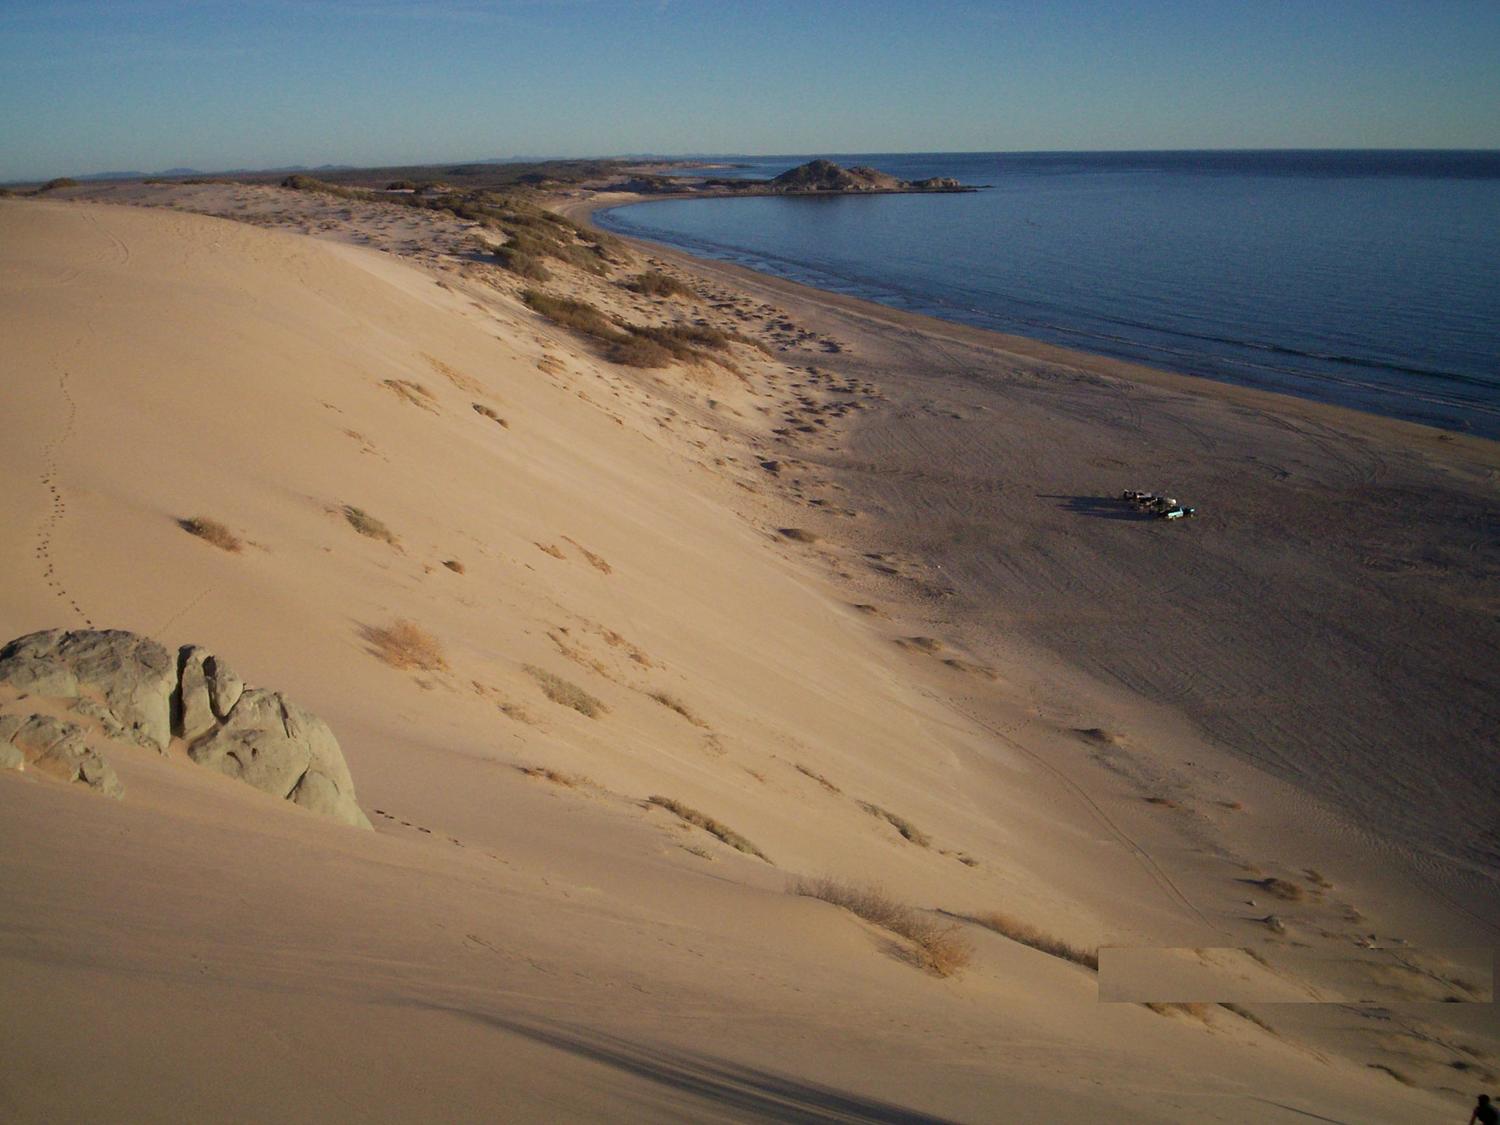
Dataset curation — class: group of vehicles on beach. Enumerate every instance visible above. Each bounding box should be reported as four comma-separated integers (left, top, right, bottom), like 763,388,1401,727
1122,490,1196,520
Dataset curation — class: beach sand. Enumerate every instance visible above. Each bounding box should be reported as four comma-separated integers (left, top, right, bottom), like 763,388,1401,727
1,182,1495,1122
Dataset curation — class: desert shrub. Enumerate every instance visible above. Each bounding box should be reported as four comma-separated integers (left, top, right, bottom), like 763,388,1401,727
607,334,675,368
521,290,621,342
795,764,841,793
178,516,242,552
364,620,447,671
969,912,1098,970
1219,1003,1277,1035
38,178,78,192
858,802,931,847
524,664,605,717
494,245,552,280
280,175,375,200
646,691,706,727
471,403,508,426
1254,877,1305,901
518,765,591,787
648,797,770,862
792,877,971,977
342,505,398,544
630,270,695,299
381,379,437,410
1144,1002,1213,1023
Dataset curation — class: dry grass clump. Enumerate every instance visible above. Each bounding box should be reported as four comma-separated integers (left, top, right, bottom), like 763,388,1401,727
520,290,756,371
859,802,931,847
561,537,611,574
1254,877,1306,901
495,244,552,281
1144,1002,1213,1023
607,334,676,368
471,402,508,426
897,636,943,653
382,378,437,410
629,270,696,299
363,620,447,672
524,664,605,717
969,912,1098,970
795,763,841,793
522,290,618,339
1219,1003,1278,1036
179,516,242,552
648,796,770,862
517,765,591,788
791,877,971,977
778,527,819,543
646,691,707,728
342,505,399,545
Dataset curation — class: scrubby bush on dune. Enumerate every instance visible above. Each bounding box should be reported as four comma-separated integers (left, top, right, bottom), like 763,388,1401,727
519,289,760,371
629,270,696,299
178,515,243,552
524,664,606,718
342,505,398,545
649,797,770,862
858,801,930,847
363,620,447,672
38,178,79,192
792,877,972,977
968,912,1098,971
494,245,551,281
520,290,619,341
607,335,675,368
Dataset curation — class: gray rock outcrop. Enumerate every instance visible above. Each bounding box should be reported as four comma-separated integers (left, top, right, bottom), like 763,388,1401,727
0,712,123,798
0,628,370,828
0,629,175,750
187,687,370,829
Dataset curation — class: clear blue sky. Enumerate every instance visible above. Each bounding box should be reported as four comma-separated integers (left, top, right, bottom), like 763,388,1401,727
2,0,1497,181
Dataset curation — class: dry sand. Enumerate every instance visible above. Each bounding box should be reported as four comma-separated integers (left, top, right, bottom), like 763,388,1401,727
0,183,1495,1122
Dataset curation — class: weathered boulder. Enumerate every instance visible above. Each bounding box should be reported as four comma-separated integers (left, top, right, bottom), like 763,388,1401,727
0,628,370,828
0,629,174,750
186,687,371,829
0,712,122,798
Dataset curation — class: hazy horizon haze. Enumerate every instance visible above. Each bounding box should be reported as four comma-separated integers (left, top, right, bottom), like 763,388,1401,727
2,0,1498,182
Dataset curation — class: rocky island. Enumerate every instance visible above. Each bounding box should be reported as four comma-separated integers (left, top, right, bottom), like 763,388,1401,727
619,158,975,197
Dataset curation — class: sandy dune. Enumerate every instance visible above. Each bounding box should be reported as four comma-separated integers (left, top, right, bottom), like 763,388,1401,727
1,192,1492,1121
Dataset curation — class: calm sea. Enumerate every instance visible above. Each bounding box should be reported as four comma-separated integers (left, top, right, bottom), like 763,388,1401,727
597,151,1500,438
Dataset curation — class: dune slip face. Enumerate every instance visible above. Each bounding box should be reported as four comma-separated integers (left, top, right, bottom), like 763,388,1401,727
0,186,1491,1123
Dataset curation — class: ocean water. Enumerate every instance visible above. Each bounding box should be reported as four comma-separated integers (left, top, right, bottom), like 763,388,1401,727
597,151,1500,438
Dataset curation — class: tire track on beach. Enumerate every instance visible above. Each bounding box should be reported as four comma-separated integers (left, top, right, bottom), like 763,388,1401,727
35,373,94,628
931,688,1226,936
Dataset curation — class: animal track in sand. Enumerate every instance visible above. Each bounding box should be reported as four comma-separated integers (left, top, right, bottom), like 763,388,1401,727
370,808,470,850
34,374,94,628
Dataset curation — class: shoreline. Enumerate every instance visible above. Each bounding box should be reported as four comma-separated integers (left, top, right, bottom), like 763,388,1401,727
574,189,1500,454
562,186,1500,923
